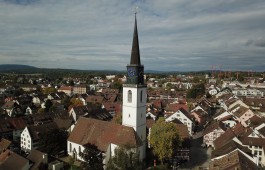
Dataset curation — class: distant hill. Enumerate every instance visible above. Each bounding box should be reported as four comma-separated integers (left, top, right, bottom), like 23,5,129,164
0,64,213,75
0,64,37,71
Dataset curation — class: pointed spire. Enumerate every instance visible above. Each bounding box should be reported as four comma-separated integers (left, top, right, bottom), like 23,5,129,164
130,13,141,65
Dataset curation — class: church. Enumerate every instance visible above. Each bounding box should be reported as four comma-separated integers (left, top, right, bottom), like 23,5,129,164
67,14,147,164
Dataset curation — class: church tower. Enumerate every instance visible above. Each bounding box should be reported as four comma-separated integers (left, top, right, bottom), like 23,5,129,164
122,13,146,159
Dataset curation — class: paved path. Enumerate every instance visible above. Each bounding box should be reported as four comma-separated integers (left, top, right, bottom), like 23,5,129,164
178,132,212,170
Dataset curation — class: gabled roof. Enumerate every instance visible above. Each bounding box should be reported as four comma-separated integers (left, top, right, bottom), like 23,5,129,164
214,124,245,149
27,149,47,170
203,121,227,136
211,140,251,159
210,149,258,170
165,103,189,113
71,105,112,121
102,102,121,113
0,138,11,153
0,149,29,169
2,101,16,109
27,122,58,142
68,117,142,152
86,95,104,104
0,117,27,133
230,105,249,118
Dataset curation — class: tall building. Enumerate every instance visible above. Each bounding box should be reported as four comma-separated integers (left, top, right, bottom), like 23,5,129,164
122,13,147,159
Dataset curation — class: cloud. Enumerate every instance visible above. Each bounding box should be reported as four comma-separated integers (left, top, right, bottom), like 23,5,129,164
0,0,265,71
246,38,265,47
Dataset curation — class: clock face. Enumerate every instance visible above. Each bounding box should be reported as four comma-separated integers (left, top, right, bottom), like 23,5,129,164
127,68,136,77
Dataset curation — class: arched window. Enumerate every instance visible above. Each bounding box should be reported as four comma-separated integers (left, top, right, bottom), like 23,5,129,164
140,90,143,102
128,90,132,103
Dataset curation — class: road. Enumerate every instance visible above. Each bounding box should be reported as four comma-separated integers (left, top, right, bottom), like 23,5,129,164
178,132,212,170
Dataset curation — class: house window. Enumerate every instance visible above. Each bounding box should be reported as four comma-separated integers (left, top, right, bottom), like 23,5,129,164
128,90,132,103
129,114,130,118
69,143,72,152
79,146,81,153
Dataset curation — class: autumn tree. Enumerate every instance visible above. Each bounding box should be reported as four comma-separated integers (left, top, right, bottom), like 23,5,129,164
149,118,180,164
42,87,57,94
79,143,104,170
70,98,83,107
106,146,144,170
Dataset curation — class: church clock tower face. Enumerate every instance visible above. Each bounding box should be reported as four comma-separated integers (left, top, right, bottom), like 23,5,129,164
122,13,146,160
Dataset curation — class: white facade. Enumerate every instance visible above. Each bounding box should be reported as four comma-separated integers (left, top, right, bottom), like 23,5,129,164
122,85,146,160
232,88,264,97
67,141,85,161
165,110,193,135
21,127,33,152
146,111,156,120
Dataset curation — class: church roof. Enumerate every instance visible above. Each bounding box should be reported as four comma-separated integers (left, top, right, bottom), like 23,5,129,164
130,14,141,65
68,117,142,152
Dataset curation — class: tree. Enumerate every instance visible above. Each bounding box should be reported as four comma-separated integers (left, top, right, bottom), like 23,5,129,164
44,99,53,112
186,83,205,99
42,87,57,94
149,118,180,164
106,146,144,170
79,143,104,170
38,129,68,155
70,98,83,107
112,79,122,91
112,114,122,125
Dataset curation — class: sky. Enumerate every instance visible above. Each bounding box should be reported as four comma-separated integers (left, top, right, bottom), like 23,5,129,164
0,0,265,72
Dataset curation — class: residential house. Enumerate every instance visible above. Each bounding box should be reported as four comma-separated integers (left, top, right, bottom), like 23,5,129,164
102,102,121,116
73,85,87,94
67,117,142,164
224,97,249,111
20,122,58,152
203,121,227,148
242,97,265,115
232,88,264,97
32,95,45,106
58,86,73,96
27,149,48,170
165,108,193,135
190,105,208,125
209,149,258,169
0,149,30,169
0,117,27,141
2,101,22,117
229,104,254,127
0,138,11,153
86,95,104,105
69,105,112,122
236,125,265,166
146,110,158,120
20,84,38,92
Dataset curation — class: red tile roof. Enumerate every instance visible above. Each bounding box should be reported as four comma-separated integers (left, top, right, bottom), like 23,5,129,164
68,117,142,152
